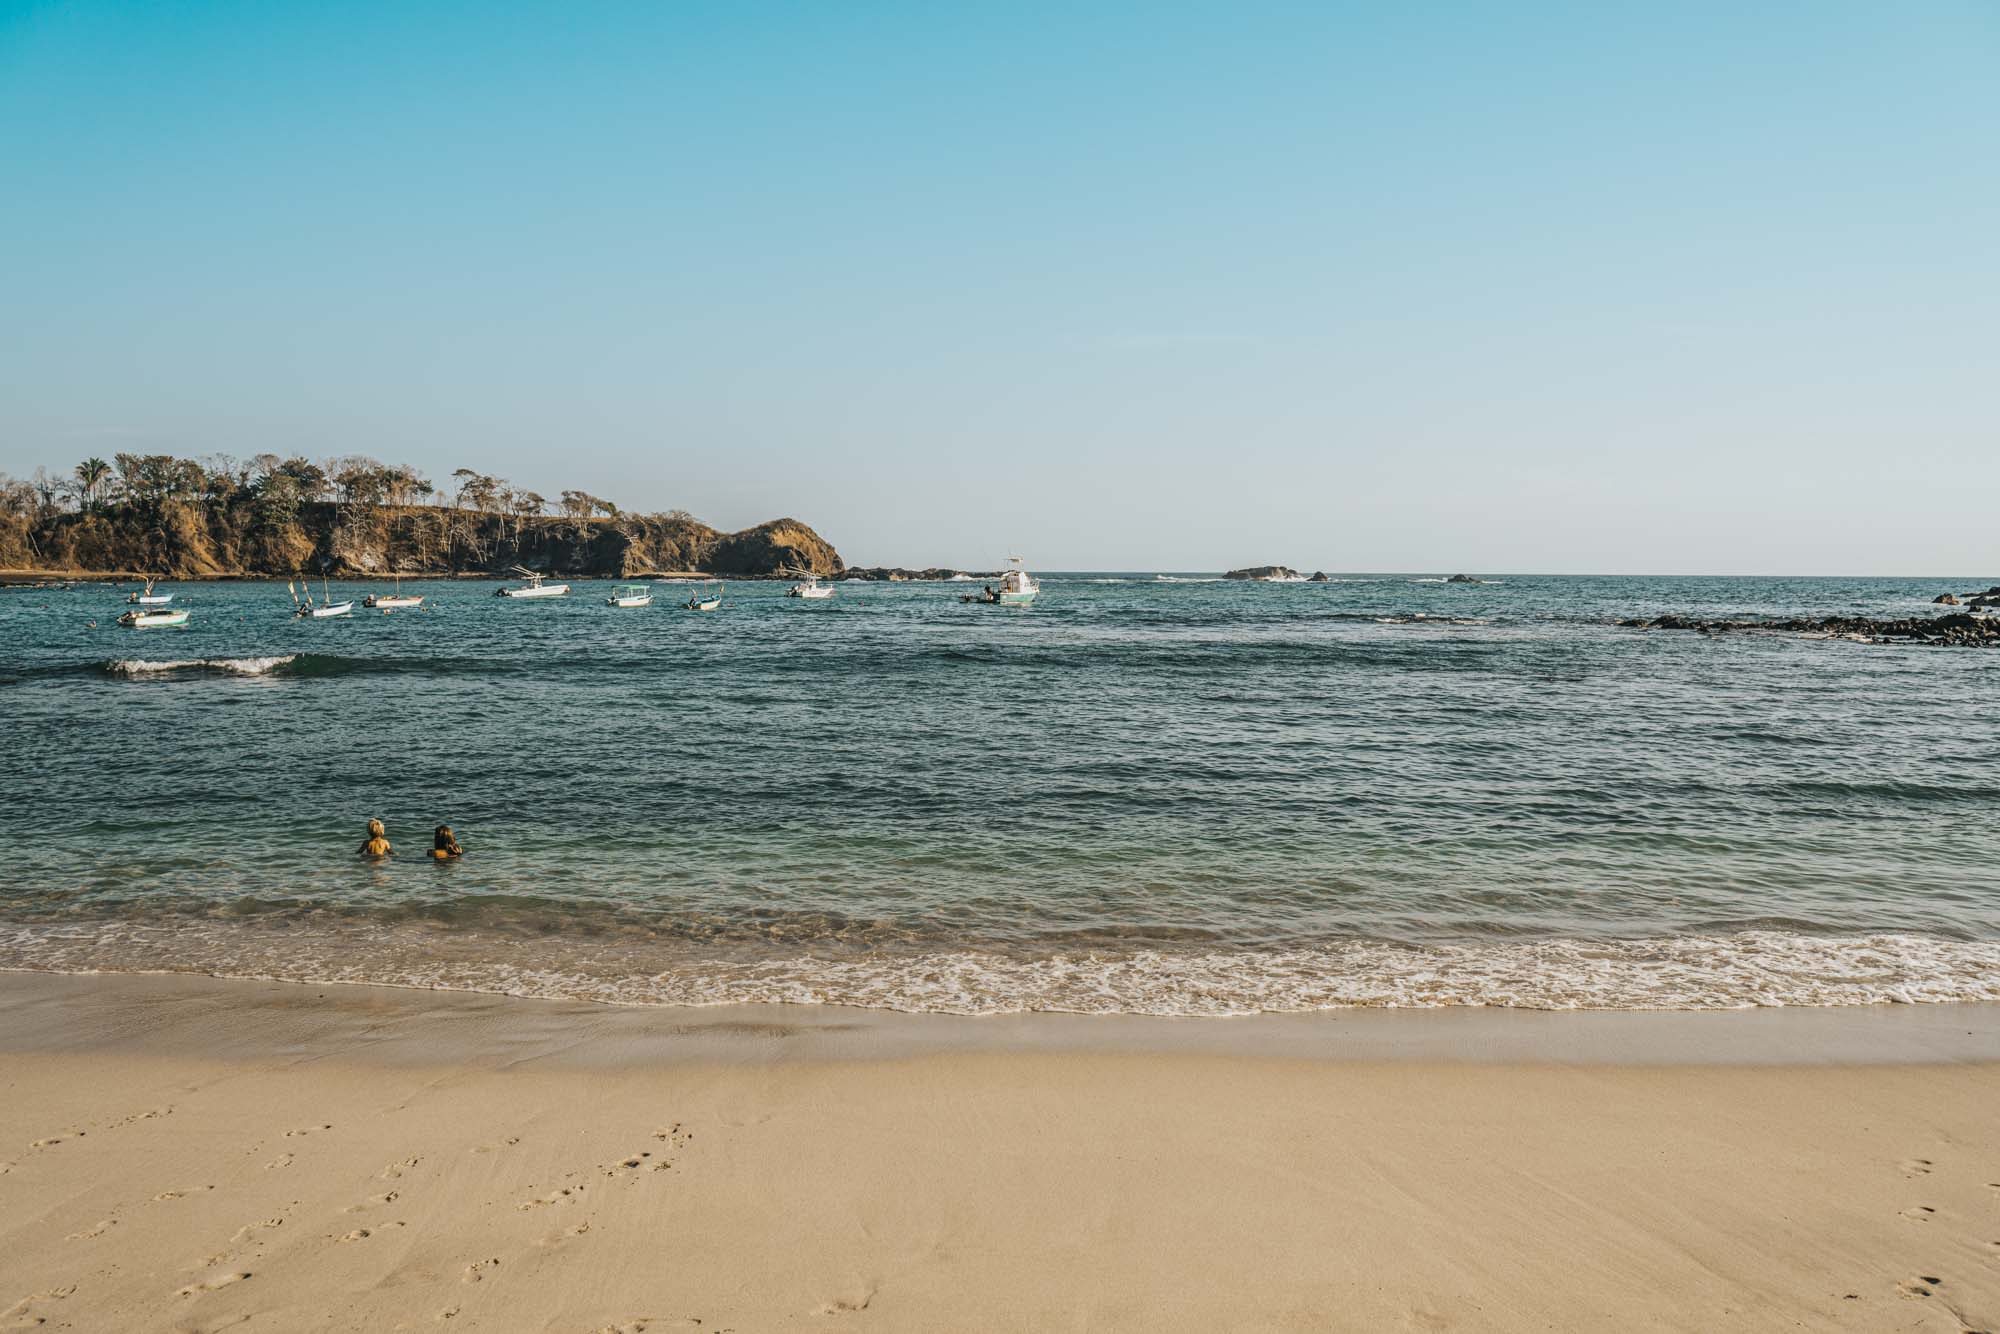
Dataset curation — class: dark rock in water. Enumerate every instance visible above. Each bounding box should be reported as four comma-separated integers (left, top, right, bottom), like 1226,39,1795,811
1308,571,1330,582
1446,574,1483,584
1935,594,1961,605
1225,565,1301,581
1628,611,2000,647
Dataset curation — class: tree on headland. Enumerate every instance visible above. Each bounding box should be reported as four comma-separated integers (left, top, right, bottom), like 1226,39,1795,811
74,457,112,511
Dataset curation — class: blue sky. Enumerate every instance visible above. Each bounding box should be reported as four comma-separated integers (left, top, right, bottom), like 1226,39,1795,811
2,1,1994,572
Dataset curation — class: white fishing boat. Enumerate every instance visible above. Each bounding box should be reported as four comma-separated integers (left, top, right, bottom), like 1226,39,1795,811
290,574,354,619
606,584,653,607
127,576,174,605
364,573,424,609
495,566,570,598
118,608,190,628
785,568,834,600
964,556,1039,605
683,581,724,611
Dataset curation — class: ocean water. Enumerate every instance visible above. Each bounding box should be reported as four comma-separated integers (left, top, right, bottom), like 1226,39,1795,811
2,573,1997,1015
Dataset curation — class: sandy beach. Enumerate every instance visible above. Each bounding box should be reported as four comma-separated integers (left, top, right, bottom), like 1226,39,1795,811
0,974,1995,1332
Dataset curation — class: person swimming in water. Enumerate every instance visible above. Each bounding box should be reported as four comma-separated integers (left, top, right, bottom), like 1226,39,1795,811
358,818,392,858
431,825,463,860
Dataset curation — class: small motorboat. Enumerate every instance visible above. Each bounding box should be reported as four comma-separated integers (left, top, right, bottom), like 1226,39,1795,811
785,567,835,600
118,608,190,628
962,557,1039,605
606,584,653,608
364,573,424,610
683,582,724,611
127,576,174,605
495,566,570,598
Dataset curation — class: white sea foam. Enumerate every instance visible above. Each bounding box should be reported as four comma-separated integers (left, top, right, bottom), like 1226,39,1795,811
4,928,1997,1017
107,655,297,677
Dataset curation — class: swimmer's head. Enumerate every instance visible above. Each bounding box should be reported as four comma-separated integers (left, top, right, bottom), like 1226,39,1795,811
366,818,386,838
434,824,454,846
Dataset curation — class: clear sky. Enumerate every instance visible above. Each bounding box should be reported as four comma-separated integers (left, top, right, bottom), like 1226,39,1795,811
2,1,1994,573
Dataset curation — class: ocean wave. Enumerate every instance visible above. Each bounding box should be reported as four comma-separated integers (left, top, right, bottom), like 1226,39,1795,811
106,655,297,677
4,929,1997,1016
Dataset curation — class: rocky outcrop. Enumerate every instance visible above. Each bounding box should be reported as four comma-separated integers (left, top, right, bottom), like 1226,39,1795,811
1225,565,1301,581
1937,585,2000,609
1308,571,1331,582
1621,612,2000,647
1446,574,1484,584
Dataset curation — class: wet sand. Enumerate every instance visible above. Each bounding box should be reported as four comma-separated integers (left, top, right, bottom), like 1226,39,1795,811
2,972,1997,1332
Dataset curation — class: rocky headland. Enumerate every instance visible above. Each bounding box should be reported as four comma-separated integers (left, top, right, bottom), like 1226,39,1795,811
0,454,842,579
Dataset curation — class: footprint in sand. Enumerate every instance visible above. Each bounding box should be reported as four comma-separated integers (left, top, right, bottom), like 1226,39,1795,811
518,1184,586,1210
340,1229,371,1242
1899,1158,1934,1178
461,1258,502,1285
472,1137,521,1154
2,1284,77,1329
1899,1205,1938,1223
263,1152,293,1170
65,1217,117,1240
815,1281,878,1316
29,1132,82,1149
283,1124,334,1138
342,1190,400,1214
177,1270,252,1298
1896,1275,1945,1299
379,1156,422,1181
229,1216,287,1246
108,1106,174,1129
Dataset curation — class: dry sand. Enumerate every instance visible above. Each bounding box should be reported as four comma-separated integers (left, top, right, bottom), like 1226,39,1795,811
2,973,1997,1333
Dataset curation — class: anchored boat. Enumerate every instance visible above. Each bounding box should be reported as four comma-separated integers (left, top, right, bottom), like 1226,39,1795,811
683,581,724,611
496,567,570,598
118,608,190,628
606,584,653,607
127,575,175,606
963,557,1039,605
364,574,424,610
785,567,835,600
290,574,353,619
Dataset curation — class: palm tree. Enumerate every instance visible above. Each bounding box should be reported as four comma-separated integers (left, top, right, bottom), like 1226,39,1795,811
74,457,110,511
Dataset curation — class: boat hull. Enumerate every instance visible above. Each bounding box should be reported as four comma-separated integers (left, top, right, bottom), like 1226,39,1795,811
119,611,189,628
299,602,354,619
130,594,175,605
497,585,569,598
608,596,653,607
996,592,1037,604
365,596,424,609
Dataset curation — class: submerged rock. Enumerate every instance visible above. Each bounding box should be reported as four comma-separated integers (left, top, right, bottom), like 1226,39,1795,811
1626,612,2000,647
1446,574,1484,584
1935,594,1961,605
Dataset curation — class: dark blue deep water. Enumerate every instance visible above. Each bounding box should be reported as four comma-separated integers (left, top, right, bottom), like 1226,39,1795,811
2,573,1996,1012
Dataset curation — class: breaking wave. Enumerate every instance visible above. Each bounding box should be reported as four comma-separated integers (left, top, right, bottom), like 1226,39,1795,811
4,927,1997,1016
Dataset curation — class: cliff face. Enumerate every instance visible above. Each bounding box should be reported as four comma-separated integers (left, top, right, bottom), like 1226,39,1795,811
3,503,843,578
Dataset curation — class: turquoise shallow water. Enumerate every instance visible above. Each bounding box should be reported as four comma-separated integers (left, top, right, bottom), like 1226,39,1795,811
2,573,1997,1013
